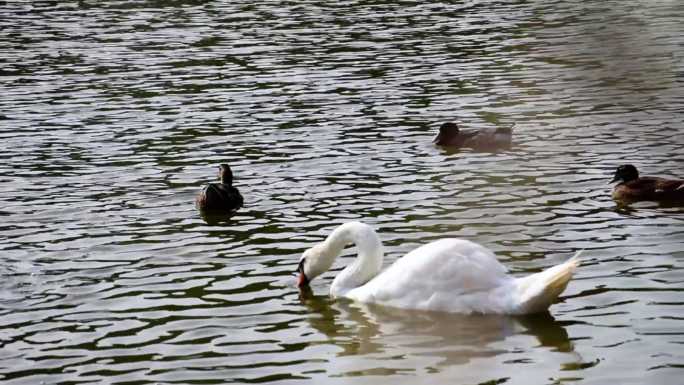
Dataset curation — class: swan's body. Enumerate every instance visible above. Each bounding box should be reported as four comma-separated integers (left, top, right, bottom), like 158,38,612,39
297,222,580,315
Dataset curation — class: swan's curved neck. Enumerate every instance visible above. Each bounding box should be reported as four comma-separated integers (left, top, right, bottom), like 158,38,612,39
320,222,384,297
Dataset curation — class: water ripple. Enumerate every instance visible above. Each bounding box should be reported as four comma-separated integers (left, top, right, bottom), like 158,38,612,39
1,1,684,384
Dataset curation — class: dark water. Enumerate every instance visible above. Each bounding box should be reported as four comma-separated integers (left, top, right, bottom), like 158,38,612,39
2,1,684,384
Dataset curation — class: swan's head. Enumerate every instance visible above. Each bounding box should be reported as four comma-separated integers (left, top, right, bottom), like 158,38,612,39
610,164,638,184
297,243,334,288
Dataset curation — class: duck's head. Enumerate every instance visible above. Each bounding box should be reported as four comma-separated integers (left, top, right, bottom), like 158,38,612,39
610,164,639,184
433,122,460,144
218,164,234,184
296,243,334,288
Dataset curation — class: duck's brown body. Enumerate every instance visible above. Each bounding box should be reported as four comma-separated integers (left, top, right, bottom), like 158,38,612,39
196,183,244,212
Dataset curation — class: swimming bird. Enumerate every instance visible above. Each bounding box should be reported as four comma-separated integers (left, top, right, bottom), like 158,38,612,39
610,164,684,202
196,164,244,213
296,222,580,315
433,122,513,149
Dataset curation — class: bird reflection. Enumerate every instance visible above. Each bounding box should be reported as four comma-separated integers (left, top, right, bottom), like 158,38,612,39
198,210,239,225
298,289,574,366
613,199,684,216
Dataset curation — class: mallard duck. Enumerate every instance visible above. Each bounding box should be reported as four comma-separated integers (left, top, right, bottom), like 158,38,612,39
610,164,684,202
433,122,512,149
196,164,244,213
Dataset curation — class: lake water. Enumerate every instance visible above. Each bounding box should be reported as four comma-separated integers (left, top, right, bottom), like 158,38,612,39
1,1,684,384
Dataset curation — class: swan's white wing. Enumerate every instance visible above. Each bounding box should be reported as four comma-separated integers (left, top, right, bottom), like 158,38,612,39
345,239,515,314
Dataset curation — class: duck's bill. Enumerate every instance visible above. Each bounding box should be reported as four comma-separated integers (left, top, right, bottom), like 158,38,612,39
609,175,620,184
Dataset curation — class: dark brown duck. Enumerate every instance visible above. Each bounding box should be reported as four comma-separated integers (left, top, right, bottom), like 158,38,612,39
433,122,513,149
610,164,684,202
196,164,244,213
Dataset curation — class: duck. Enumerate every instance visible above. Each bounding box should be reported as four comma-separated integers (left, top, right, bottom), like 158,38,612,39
196,164,244,213
433,121,513,149
296,221,580,315
610,164,684,202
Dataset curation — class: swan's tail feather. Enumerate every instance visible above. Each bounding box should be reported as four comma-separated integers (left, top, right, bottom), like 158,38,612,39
514,250,582,314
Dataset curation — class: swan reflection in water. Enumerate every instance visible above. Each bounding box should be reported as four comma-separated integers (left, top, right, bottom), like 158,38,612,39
299,287,578,370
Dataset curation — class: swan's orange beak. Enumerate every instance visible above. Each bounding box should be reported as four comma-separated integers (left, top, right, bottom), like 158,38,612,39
296,259,309,288
297,272,309,288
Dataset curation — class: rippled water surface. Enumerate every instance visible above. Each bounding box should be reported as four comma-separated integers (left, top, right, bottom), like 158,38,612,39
2,1,684,384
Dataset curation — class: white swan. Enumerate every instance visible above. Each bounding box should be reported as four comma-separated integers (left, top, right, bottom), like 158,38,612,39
296,222,581,315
